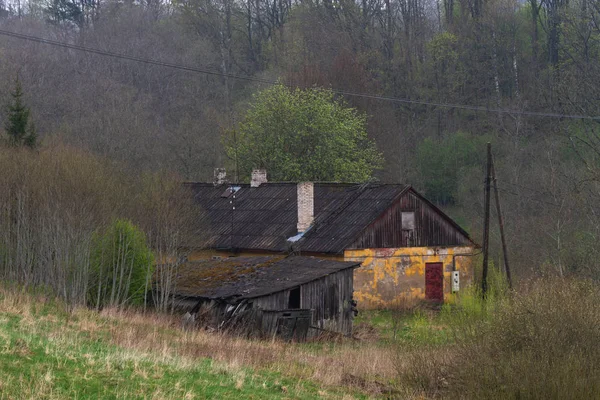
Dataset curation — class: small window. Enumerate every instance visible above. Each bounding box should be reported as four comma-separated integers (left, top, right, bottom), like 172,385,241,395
402,212,415,230
288,287,301,309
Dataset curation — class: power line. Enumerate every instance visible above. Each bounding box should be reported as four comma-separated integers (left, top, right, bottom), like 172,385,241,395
0,29,274,84
1,28,600,121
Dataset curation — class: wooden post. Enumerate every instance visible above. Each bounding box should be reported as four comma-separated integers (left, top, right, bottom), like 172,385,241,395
481,143,492,297
491,157,513,289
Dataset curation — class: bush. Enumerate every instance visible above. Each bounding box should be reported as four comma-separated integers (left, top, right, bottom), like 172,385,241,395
89,219,154,309
399,278,600,399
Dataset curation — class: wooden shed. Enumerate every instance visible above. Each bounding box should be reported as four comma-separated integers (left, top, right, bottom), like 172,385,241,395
162,256,360,340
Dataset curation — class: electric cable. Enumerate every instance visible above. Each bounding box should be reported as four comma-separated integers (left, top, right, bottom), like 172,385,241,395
1,28,599,121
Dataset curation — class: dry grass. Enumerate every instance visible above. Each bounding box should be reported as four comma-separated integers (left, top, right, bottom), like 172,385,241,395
95,307,398,395
0,285,400,398
9,277,596,399
397,277,600,399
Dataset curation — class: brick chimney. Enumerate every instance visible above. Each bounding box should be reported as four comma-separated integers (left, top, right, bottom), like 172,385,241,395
213,168,226,185
297,182,314,232
251,169,267,187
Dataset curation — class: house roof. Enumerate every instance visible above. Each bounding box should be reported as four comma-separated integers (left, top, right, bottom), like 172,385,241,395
165,256,360,300
297,184,412,253
185,182,407,252
184,182,473,254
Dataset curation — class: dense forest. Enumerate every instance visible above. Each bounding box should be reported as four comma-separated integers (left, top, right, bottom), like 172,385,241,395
0,0,599,282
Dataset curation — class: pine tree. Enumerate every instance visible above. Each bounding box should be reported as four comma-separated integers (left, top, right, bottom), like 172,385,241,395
5,77,37,149
23,122,37,149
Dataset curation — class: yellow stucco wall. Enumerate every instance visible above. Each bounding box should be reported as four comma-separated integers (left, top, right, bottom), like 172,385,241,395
344,247,474,309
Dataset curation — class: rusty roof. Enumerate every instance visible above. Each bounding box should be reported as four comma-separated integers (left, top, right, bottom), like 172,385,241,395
166,256,360,300
185,182,472,254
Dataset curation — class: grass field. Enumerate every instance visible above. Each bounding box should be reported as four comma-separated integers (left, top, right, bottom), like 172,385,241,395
1,276,600,399
0,287,399,399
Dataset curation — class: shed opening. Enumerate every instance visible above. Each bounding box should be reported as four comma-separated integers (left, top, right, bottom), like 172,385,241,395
288,287,301,309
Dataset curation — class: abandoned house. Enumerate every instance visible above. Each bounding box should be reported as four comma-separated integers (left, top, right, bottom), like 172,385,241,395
161,255,360,340
184,169,477,308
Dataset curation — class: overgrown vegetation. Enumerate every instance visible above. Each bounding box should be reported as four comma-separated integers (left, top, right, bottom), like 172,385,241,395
0,284,387,399
395,276,600,399
1,276,598,399
0,145,202,310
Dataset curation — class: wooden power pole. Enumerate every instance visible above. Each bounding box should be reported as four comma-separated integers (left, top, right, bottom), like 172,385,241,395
491,156,513,289
481,143,492,297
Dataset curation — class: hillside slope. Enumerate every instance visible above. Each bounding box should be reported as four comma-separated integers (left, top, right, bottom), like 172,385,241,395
0,287,384,399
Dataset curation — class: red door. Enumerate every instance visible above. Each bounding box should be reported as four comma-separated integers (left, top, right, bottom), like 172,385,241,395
425,263,444,302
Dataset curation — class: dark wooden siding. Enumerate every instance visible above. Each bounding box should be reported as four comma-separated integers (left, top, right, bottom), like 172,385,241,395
252,269,354,337
183,267,356,338
349,191,471,249
253,291,289,310
300,269,354,336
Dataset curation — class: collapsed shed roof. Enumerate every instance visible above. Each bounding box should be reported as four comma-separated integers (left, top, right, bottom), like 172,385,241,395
168,256,360,301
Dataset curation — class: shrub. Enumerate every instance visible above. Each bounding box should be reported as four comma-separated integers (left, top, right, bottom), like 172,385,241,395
89,218,154,309
399,278,600,398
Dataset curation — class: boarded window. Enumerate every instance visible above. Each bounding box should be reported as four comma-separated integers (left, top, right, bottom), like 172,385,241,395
402,212,415,230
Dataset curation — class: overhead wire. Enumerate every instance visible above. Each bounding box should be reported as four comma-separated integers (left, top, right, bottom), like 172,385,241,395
1,28,600,121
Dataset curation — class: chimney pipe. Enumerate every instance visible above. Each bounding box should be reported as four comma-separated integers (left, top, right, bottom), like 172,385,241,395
251,169,267,187
214,168,226,185
297,182,314,232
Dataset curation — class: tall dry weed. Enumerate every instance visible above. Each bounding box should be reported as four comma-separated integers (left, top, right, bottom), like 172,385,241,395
399,278,600,399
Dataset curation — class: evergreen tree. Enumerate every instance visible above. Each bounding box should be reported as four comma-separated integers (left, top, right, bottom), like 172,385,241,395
5,77,37,149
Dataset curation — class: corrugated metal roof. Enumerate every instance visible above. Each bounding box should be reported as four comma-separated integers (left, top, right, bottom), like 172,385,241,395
185,182,472,254
185,182,375,253
294,184,411,253
166,256,360,300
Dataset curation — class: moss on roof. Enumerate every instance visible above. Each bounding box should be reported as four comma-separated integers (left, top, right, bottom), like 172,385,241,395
156,255,359,300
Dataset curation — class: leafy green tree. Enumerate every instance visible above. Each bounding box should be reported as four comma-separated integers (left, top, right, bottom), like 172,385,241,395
225,84,384,182
89,219,154,309
5,77,37,148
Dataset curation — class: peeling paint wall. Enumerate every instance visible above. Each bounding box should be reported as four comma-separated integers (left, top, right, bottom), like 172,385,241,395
344,247,474,309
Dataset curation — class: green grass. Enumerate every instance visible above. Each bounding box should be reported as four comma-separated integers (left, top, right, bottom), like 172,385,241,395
354,309,453,346
5,273,594,400
0,291,361,399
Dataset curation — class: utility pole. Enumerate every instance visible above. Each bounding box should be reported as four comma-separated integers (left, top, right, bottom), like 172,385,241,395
481,143,492,297
491,156,513,289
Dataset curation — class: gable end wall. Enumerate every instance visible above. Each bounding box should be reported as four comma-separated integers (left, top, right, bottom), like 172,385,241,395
349,190,471,249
